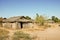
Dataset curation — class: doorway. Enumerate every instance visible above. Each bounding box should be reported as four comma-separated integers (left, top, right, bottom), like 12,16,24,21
20,22,23,29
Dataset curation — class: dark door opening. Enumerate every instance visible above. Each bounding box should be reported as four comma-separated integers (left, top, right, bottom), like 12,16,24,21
20,22,23,29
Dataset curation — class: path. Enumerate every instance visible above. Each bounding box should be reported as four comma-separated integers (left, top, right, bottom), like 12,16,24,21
30,27,60,40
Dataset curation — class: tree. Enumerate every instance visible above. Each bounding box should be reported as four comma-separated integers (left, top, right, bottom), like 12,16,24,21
52,16,55,21
0,17,3,27
39,15,45,25
35,13,40,23
51,16,59,23
35,13,45,25
25,16,31,20
4,18,7,19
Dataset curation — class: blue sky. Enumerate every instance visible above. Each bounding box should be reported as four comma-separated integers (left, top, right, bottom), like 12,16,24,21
0,0,60,18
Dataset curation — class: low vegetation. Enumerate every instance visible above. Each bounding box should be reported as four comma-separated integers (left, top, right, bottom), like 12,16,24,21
0,14,60,40
0,29,9,40
12,31,33,40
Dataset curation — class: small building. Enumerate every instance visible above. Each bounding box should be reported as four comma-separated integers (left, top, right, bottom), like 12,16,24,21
2,16,33,29
45,20,55,24
44,20,55,27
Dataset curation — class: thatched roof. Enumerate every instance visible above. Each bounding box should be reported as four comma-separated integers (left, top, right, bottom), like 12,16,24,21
3,16,32,23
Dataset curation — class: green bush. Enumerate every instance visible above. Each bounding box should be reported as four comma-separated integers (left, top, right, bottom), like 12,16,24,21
35,13,45,26
12,31,33,40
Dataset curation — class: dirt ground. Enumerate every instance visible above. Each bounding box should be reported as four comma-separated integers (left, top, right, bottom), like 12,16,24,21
0,26,60,40
26,27,60,40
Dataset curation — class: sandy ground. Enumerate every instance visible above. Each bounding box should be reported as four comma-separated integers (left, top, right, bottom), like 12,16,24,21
0,26,60,40
29,27,60,40
8,27,60,40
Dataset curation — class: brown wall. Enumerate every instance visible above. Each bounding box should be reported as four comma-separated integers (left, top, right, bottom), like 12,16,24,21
2,22,35,29
2,22,17,29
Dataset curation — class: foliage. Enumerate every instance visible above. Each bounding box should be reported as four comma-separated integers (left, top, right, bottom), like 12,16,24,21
35,13,45,25
25,16,31,20
12,31,33,40
35,13,40,23
0,17,3,27
51,16,59,23
3,18,7,19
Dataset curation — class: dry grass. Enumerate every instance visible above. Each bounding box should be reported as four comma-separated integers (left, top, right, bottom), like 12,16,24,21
0,23,60,40
0,28,9,40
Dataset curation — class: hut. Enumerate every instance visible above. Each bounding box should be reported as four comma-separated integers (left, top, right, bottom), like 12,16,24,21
2,16,33,29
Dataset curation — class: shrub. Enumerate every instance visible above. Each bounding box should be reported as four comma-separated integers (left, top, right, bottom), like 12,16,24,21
44,24,51,29
12,31,33,40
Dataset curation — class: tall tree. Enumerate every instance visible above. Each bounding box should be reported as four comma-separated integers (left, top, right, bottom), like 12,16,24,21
35,13,45,25
51,16,59,23
52,16,55,21
35,13,40,23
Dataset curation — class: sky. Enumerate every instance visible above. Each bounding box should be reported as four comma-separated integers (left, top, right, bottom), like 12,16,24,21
0,0,60,18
